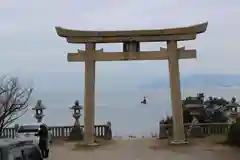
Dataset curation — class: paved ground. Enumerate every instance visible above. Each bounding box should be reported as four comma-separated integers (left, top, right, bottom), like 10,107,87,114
49,138,240,160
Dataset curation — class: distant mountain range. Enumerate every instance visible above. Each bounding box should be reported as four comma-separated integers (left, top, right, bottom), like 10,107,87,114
140,74,240,89
4,72,240,91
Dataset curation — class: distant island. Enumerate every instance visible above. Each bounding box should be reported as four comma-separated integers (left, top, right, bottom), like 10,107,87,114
140,74,240,89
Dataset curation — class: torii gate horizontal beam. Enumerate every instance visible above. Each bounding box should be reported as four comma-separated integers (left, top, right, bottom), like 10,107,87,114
55,22,208,43
67,49,196,62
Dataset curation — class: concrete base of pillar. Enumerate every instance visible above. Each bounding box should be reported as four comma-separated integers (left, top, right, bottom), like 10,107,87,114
79,142,100,148
84,142,100,146
170,140,188,145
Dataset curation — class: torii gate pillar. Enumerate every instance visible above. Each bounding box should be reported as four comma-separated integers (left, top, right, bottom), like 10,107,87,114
84,43,96,144
55,22,208,145
167,41,185,143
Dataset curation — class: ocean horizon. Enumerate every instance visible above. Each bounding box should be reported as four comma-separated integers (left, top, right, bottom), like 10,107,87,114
14,87,240,138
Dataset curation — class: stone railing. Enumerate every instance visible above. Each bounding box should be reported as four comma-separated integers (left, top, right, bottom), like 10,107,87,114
159,123,229,139
1,124,112,140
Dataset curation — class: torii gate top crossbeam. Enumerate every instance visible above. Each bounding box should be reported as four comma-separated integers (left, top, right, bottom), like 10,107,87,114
55,22,208,43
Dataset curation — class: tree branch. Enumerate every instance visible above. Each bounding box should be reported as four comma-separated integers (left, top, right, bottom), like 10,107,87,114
0,76,33,133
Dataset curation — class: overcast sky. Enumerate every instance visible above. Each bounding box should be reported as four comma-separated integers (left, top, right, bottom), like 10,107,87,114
0,0,239,91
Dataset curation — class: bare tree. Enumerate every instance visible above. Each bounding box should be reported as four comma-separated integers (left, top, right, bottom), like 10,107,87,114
0,76,33,134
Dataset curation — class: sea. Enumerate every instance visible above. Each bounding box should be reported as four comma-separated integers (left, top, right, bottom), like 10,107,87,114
15,87,240,138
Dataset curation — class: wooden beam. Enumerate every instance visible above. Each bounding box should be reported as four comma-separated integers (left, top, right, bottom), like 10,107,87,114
160,47,185,52
66,34,197,43
55,22,208,41
67,50,196,62
77,48,104,53
123,41,140,52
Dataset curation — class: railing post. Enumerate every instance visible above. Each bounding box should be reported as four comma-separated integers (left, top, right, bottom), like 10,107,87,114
61,127,65,137
207,124,210,135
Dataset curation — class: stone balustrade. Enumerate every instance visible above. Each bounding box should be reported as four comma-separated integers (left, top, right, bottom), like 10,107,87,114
159,123,229,139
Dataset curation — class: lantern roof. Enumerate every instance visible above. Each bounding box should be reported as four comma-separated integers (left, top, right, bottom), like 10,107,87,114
32,100,46,110
70,100,83,110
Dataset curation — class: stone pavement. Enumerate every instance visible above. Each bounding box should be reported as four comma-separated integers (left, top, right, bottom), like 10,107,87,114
49,138,240,160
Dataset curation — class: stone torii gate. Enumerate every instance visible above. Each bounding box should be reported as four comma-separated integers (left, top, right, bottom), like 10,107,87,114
55,22,208,145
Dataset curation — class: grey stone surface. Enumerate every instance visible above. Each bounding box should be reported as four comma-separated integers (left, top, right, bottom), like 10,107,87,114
49,139,240,160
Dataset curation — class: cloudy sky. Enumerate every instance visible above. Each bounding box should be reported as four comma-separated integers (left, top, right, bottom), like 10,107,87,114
0,0,239,91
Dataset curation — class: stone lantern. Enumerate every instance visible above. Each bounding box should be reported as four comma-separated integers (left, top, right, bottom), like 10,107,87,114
229,97,239,113
226,97,240,124
105,121,112,140
32,100,46,123
69,100,83,140
70,100,83,127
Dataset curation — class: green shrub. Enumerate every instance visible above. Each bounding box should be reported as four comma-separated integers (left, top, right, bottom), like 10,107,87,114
227,118,240,146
